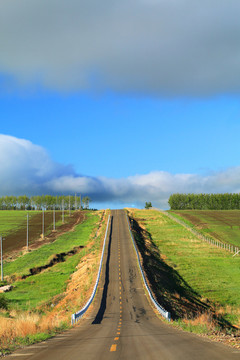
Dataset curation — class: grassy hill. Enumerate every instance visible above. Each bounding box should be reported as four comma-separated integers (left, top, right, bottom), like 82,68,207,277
169,210,240,247
0,210,108,354
128,209,240,341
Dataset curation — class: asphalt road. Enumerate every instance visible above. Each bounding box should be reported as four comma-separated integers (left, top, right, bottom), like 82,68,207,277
7,210,240,359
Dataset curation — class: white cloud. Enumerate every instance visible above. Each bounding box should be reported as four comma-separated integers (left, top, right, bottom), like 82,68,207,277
0,134,74,194
1,135,240,208
0,1,240,95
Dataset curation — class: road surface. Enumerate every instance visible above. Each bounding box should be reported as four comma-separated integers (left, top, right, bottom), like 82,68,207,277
7,210,240,359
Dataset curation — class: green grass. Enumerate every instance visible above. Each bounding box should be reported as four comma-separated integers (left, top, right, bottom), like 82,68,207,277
4,213,97,277
4,212,100,311
132,209,240,326
0,211,32,236
169,210,240,247
6,254,83,310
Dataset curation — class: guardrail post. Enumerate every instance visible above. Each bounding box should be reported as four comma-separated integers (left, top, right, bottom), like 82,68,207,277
71,314,76,325
166,312,171,321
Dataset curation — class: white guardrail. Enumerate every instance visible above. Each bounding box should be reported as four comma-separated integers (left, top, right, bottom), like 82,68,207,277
126,215,171,322
71,215,111,325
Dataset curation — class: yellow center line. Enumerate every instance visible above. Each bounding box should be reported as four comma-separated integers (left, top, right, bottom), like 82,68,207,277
110,344,117,352
114,337,119,341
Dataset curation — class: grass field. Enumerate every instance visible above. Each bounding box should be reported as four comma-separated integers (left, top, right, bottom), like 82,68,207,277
0,211,31,235
0,210,107,354
2,211,102,311
169,210,240,247
0,210,76,255
130,209,240,331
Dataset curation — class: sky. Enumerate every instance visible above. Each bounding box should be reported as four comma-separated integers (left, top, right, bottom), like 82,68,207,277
1,0,240,209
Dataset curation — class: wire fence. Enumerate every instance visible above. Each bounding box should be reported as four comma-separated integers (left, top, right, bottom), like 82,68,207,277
156,209,240,257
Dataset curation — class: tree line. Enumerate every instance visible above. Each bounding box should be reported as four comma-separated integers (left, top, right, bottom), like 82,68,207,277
168,193,240,210
0,195,91,210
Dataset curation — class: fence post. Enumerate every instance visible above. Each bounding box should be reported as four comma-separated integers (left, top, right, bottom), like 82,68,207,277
27,213,29,250
53,206,56,231
42,208,45,240
62,199,64,223
75,193,77,211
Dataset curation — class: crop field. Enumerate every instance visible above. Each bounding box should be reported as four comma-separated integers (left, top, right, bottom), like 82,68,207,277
130,209,240,331
2,211,104,311
0,210,107,353
169,210,240,247
0,210,77,255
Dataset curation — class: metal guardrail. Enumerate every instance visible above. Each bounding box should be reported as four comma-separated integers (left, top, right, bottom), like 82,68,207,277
126,215,171,322
71,215,111,325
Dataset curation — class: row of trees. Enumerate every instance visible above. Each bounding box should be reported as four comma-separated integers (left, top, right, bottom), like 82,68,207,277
168,193,240,210
0,195,91,210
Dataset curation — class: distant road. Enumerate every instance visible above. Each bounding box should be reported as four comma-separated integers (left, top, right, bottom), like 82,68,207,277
7,210,240,359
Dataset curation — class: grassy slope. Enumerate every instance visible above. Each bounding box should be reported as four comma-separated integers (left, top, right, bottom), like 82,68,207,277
169,210,240,247
4,213,96,277
132,209,240,326
4,212,100,311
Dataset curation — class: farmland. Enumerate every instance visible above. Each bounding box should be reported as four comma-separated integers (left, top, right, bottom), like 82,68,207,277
128,209,240,335
169,210,240,247
3,211,103,310
0,210,107,353
0,210,79,256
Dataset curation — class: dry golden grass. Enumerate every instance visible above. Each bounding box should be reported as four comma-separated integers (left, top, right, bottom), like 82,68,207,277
0,249,100,350
183,312,215,331
0,313,39,347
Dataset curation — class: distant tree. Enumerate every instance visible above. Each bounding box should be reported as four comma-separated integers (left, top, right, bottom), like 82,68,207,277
82,196,91,209
168,193,240,210
145,201,152,209
18,195,29,210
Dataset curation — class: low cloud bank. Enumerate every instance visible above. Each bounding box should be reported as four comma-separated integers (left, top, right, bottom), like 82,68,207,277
1,135,240,208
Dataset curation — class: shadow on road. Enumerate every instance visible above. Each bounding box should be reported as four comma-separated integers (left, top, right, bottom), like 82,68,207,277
92,216,113,324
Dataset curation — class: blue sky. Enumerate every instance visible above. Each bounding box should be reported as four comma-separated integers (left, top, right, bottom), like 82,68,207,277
1,1,240,209
2,92,240,177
